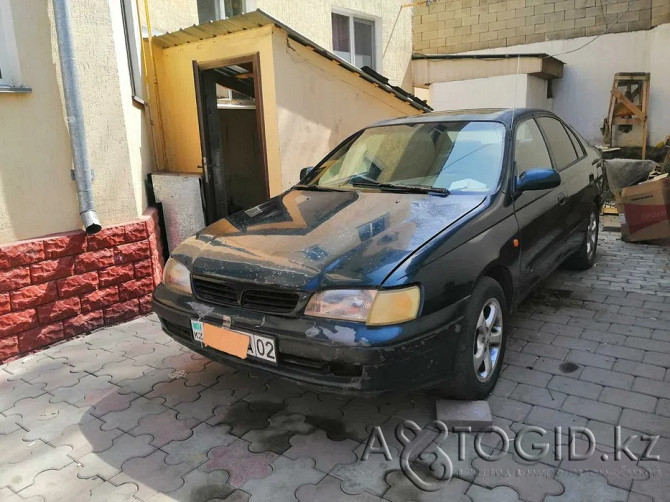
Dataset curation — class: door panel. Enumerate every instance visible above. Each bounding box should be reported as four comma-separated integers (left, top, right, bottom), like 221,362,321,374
513,118,565,291
193,64,228,224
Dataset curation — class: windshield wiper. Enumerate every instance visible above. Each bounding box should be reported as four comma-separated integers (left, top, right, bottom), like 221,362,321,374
352,181,450,196
294,184,347,192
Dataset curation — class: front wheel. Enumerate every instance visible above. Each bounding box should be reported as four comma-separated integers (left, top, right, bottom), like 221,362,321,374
438,277,508,399
564,206,598,270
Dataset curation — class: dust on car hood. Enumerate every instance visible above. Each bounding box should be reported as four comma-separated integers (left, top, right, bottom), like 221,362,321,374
185,189,486,290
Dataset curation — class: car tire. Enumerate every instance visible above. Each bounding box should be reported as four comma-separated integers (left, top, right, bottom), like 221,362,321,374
564,205,598,271
438,276,508,400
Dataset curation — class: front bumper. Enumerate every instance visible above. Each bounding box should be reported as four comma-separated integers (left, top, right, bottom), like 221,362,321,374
152,284,468,393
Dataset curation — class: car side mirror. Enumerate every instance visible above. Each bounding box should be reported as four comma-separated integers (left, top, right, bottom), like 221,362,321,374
299,166,314,180
516,168,561,192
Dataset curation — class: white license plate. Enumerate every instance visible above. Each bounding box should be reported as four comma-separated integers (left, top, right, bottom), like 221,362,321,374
247,333,277,364
190,319,277,364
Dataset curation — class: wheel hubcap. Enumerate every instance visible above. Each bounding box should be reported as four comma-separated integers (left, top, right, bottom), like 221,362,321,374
586,211,597,257
473,298,503,383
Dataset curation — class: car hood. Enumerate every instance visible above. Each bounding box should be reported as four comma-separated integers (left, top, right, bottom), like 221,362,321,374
184,189,486,290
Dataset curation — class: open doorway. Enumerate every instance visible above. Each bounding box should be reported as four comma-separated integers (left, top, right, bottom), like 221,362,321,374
193,55,269,224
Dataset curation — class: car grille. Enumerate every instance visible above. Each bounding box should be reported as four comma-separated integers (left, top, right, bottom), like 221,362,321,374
241,290,301,313
192,278,237,306
192,276,300,314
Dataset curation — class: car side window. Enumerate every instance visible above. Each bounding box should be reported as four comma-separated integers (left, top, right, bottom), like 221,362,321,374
514,119,552,175
564,124,585,158
536,116,578,170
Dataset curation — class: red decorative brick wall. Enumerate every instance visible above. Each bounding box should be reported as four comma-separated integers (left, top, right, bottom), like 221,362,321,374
0,207,164,361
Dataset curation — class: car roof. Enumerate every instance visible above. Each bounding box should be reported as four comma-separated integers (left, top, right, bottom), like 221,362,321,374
372,108,553,128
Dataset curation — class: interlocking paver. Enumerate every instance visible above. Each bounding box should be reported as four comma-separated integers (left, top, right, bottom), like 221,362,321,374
546,471,628,502
600,387,657,413
548,375,602,399
331,443,399,496
632,459,670,502
0,487,43,502
472,454,563,502
78,433,156,480
296,474,380,502
145,378,205,408
242,456,323,502
50,416,123,460
0,442,72,491
0,429,41,464
561,395,622,424
242,412,315,454
0,377,45,413
146,468,237,502
466,484,521,502
580,366,634,390
612,359,666,380
202,439,276,488
508,384,567,410
19,463,103,501
99,396,165,432
163,422,236,467
88,481,140,502
619,409,670,437
132,409,199,448
384,468,472,502
208,399,282,437
49,373,115,406
284,429,358,472
109,449,192,501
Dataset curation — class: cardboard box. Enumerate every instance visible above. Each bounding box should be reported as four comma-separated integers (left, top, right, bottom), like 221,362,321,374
619,176,670,242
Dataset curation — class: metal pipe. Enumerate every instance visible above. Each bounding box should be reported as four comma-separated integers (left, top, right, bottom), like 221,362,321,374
52,0,102,234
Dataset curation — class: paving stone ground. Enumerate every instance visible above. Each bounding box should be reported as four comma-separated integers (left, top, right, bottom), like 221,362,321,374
1,229,669,501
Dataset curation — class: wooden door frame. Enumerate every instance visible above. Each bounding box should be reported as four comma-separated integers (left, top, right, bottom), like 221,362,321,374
193,52,270,224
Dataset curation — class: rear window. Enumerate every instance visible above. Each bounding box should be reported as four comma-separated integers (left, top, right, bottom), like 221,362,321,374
537,116,578,170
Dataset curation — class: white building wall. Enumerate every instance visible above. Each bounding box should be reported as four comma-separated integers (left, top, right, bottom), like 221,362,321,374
429,74,552,112
252,0,413,89
459,23,670,146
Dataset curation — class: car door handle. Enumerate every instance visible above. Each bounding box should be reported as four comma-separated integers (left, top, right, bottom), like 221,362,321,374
558,192,567,205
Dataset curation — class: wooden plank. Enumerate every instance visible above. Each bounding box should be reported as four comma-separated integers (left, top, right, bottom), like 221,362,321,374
611,88,646,120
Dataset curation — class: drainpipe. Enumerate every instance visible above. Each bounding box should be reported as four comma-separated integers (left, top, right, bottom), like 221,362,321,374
53,0,102,234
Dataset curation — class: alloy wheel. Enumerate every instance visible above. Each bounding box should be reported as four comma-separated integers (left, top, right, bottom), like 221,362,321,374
586,211,597,258
473,298,503,383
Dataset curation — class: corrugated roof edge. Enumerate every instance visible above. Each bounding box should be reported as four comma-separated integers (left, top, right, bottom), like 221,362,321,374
152,10,432,113
412,53,564,64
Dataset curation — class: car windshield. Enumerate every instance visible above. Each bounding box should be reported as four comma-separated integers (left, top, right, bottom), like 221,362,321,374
306,121,506,194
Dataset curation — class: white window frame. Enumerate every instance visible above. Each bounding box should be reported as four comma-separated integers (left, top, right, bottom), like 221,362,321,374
331,7,382,72
120,0,144,102
198,0,246,23
0,0,28,91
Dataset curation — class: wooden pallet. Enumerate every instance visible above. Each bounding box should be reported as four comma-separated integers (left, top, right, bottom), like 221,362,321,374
603,72,650,159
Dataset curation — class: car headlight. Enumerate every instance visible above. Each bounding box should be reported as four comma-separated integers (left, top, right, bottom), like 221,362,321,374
162,258,192,294
304,286,421,326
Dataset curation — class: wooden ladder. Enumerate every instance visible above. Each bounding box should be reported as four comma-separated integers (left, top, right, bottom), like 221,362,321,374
603,72,650,159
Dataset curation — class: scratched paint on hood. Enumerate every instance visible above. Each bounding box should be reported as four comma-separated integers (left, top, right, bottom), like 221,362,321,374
186,189,485,290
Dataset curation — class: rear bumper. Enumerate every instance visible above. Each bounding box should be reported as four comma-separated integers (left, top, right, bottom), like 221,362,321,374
152,284,468,394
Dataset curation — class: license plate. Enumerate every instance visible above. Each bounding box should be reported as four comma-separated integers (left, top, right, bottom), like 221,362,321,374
190,320,277,364
247,333,277,363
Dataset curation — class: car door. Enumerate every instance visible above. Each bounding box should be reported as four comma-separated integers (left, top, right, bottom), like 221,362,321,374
535,116,586,254
512,117,566,292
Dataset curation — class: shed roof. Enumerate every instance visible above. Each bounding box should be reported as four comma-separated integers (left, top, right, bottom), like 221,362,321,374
152,10,431,112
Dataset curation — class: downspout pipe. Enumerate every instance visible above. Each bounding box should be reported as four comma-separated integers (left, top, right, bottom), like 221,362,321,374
53,0,102,234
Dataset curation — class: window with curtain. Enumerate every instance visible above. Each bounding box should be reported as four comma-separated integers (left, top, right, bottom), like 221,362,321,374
331,12,376,70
